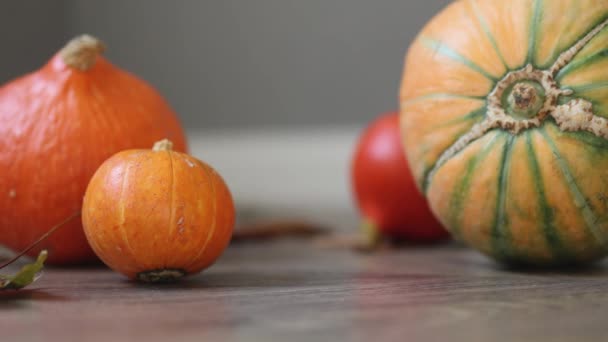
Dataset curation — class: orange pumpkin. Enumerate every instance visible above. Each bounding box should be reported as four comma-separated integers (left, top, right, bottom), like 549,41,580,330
400,0,608,265
0,35,187,264
82,140,234,282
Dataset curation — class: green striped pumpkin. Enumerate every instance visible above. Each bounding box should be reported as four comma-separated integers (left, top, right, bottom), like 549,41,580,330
400,0,608,265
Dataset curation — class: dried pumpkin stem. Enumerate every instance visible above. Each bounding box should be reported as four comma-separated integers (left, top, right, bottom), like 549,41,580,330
152,139,174,151
507,81,545,118
59,35,106,71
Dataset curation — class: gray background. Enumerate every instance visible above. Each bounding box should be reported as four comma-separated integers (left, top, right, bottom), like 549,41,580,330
1,0,451,130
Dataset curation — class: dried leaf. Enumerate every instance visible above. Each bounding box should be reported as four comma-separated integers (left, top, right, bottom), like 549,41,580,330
0,250,47,290
232,220,328,243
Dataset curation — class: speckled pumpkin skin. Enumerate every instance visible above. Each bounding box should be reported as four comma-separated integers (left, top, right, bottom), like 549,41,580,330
82,145,235,280
400,0,608,265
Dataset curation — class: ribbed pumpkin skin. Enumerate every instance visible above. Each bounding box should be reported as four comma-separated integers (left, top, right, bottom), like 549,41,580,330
0,50,187,264
82,147,234,280
400,0,608,265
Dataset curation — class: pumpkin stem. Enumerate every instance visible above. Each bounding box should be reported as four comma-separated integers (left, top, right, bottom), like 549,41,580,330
510,83,538,110
59,35,106,71
153,139,174,152
506,81,545,119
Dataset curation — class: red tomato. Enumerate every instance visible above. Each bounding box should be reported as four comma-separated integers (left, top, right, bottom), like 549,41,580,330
351,113,450,242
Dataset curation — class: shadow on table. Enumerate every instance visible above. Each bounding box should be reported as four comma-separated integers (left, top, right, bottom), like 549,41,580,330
126,270,343,290
490,260,608,277
0,289,69,309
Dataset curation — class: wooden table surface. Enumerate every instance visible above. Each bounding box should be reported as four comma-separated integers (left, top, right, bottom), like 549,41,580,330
2,239,608,342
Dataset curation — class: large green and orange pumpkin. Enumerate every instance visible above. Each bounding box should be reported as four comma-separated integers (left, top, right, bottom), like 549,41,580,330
400,0,608,265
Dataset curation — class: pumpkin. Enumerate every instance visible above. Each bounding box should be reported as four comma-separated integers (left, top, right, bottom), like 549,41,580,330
400,0,608,265
82,139,234,282
0,35,187,265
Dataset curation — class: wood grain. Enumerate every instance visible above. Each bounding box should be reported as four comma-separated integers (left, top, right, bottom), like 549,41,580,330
2,240,608,341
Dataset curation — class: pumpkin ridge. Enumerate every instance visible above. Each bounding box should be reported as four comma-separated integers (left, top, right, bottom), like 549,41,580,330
467,0,508,71
184,164,218,271
539,128,607,247
420,37,499,82
433,106,486,129
525,131,571,261
420,122,490,194
526,0,543,66
548,17,608,75
164,148,177,269
556,48,608,80
543,12,608,71
424,119,499,193
491,134,516,261
117,162,142,269
448,131,502,239
562,128,608,150
570,81,608,93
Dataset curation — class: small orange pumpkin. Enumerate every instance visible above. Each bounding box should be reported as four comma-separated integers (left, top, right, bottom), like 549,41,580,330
82,139,234,282
0,35,187,264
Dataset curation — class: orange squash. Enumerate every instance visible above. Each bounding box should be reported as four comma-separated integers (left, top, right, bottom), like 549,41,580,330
400,0,608,265
82,140,234,282
0,35,187,264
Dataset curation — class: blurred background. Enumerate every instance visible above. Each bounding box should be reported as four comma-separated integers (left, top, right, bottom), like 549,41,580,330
1,0,451,227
